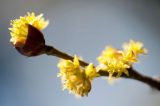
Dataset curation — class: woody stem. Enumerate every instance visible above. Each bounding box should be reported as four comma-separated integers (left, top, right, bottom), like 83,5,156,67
44,45,160,90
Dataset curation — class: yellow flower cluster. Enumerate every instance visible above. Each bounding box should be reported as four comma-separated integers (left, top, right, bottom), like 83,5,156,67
97,40,146,78
9,12,49,47
57,55,98,97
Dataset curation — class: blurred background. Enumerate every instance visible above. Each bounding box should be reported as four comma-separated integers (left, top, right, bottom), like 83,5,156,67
1,0,160,106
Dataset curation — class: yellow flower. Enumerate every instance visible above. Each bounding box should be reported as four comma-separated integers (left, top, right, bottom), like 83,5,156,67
57,55,91,97
101,46,120,58
123,40,147,55
97,46,122,64
97,40,146,78
97,46,130,78
9,12,49,47
85,63,99,80
122,50,137,63
105,59,129,78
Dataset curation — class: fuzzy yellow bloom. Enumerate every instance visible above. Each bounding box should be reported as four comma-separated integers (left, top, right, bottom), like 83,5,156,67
9,12,49,47
85,63,99,80
123,40,147,55
97,40,146,78
122,40,147,64
106,59,130,77
122,50,137,63
57,55,95,97
97,47,129,78
97,46,122,64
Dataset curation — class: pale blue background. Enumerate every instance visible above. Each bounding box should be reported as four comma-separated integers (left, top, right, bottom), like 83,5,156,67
1,0,160,106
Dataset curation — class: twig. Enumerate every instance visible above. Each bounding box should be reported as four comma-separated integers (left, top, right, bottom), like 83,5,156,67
44,45,160,90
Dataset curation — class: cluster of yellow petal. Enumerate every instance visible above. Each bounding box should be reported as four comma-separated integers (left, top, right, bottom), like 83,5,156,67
97,40,147,78
123,40,147,54
122,40,147,64
85,63,99,80
98,46,122,64
57,55,98,97
9,12,49,47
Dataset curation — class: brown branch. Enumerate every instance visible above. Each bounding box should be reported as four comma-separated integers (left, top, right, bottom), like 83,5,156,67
45,45,88,66
128,68,160,90
44,45,160,90
99,68,160,90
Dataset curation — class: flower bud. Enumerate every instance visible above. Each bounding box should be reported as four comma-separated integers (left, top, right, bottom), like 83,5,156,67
9,12,49,56
15,25,45,56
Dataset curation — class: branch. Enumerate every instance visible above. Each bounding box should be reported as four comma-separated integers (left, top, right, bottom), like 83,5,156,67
44,45,160,90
